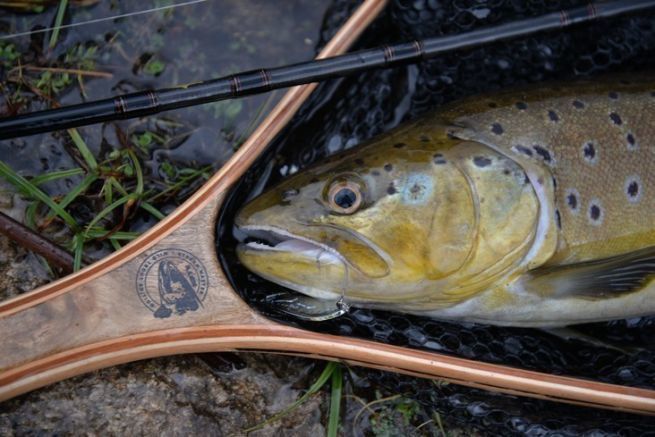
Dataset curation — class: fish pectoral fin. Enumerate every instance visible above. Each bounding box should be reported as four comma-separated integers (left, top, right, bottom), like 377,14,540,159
526,246,655,299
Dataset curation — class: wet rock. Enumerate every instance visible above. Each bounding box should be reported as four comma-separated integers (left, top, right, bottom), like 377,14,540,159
0,354,326,436
0,234,51,301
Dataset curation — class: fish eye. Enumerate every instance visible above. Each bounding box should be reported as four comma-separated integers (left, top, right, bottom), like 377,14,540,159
327,180,362,214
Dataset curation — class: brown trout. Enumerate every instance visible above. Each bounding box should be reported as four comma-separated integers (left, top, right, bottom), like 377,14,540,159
235,78,655,327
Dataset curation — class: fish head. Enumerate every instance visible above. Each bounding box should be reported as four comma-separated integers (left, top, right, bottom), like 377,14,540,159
236,121,539,307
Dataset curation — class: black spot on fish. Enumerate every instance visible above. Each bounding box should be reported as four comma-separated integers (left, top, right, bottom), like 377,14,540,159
473,156,492,167
533,145,552,163
393,142,406,149
310,178,319,184
572,100,585,109
387,183,397,195
515,101,527,110
488,102,498,108
503,169,511,175
547,110,559,122
410,184,422,194
419,135,430,143
372,170,380,176
609,91,619,99
627,133,636,149
384,163,393,172
515,144,533,157
491,123,504,135
354,158,364,166
433,153,447,165
628,181,640,197
610,112,622,125
583,142,596,160
625,176,642,203
552,177,557,189
567,193,578,210
556,209,562,229
590,204,601,221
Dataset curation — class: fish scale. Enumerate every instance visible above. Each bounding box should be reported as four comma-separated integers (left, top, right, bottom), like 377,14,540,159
446,79,655,265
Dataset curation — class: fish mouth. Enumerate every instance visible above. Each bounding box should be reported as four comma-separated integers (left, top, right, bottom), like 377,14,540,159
237,225,346,266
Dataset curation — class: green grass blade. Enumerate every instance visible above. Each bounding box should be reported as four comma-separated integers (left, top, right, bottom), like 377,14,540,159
146,165,211,203
433,411,446,436
25,201,39,229
327,364,343,437
140,201,165,220
109,238,122,251
49,0,69,49
245,362,337,433
126,149,143,195
85,229,139,240
73,232,83,271
109,177,128,196
101,178,113,204
45,173,97,221
83,193,136,239
68,128,97,170
31,168,84,186
0,160,78,229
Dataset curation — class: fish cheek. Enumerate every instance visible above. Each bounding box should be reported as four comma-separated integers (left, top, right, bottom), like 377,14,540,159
322,209,392,279
331,238,389,278
426,169,477,279
372,218,431,280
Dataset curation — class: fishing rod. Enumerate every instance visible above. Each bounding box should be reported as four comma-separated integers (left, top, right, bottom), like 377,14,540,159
1,0,654,140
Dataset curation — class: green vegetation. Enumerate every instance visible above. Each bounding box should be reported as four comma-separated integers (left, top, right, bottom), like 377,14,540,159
328,364,343,437
0,1,219,272
0,126,210,270
48,0,68,48
245,362,344,435
243,363,454,436
144,57,166,76
0,42,20,67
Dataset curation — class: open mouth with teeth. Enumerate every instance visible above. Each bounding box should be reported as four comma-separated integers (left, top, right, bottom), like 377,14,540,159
235,220,391,293
237,225,346,265
235,224,359,302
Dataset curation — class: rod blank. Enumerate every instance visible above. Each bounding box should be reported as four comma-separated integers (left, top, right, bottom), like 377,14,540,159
1,0,654,140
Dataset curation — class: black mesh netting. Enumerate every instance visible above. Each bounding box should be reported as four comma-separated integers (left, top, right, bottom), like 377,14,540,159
217,0,655,433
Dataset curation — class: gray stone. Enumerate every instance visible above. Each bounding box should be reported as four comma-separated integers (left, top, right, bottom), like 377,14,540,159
0,352,326,436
